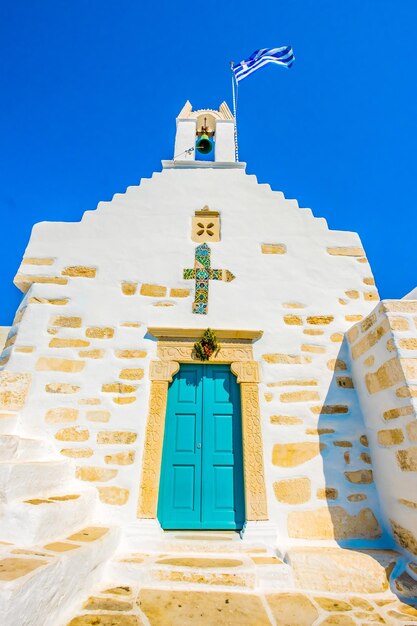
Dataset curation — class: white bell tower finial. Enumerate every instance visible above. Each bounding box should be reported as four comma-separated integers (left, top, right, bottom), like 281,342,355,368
173,101,236,163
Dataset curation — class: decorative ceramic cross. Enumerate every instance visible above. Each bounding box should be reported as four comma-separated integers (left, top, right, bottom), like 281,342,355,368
183,243,235,314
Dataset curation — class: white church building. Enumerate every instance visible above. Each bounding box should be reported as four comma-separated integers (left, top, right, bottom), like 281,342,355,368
1,101,417,625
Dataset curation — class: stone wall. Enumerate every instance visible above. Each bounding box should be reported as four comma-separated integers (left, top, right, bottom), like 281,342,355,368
0,165,391,541
349,300,417,557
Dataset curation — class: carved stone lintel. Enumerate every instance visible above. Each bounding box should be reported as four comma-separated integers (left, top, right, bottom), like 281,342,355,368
240,383,268,521
231,361,261,383
157,340,253,363
137,380,169,518
149,360,180,382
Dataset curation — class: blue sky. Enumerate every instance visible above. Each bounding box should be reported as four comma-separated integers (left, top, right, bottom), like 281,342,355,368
1,1,416,324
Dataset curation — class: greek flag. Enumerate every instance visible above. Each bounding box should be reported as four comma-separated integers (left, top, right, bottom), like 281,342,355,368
232,46,295,82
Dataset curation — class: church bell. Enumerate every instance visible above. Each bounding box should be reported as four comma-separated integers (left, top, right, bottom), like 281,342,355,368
196,134,213,154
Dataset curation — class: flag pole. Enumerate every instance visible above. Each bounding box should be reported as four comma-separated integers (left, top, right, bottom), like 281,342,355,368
230,62,239,162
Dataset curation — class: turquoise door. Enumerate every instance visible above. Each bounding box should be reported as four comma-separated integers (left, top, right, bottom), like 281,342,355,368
158,364,245,530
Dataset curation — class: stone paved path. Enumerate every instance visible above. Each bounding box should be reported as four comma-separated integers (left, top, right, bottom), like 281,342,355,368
65,584,417,625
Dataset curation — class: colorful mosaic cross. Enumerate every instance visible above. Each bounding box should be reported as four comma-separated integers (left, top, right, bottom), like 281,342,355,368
183,243,235,314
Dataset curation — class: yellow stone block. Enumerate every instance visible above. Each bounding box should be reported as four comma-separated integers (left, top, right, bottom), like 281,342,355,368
396,448,417,471
137,589,270,626
283,302,306,308
50,316,82,328
97,431,137,444
406,422,417,442
0,558,47,581
44,542,80,552
270,415,303,425
365,357,404,394
344,469,373,484
28,297,69,305
266,593,319,626
399,338,417,350
49,338,90,348
76,466,117,482
311,404,348,415
0,372,31,410
170,288,190,298
272,442,324,467
301,344,326,354
14,274,68,293
102,382,137,393
390,316,409,330
274,477,311,504
330,333,344,342
283,314,303,325
45,382,80,394
390,519,417,555
263,353,311,364
351,319,390,359
78,398,101,405
85,327,114,339
345,315,363,322
327,247,365,256
363,277,375,285
384,301,417,313
55,427,89,442
86,410,110,422
364,355,375,367
288,506,381,540
289,546,393,593
383,405,413,420
264,392,273,402
61,266,96,278
121,281,138,295
60,448,93,458
113,396,136,404
361,313,377,333
306,316,334,325
345,290,359,299
336,376,354,388
36,357,85,373
347,494,367,502
140,283,167,297
364,291,379,301
78,349,105,358
14,346,34,353
303,328,324,335
105,451,135,465
45,407,78,423
261,243,286,254
377,428,404,446
396,385,417,398
67,526,109,542
279,391,320,403
119,368,144,380
115,349,147,359
316,487,338,500
327,358,347,371
22,257,54,265
97,486,130,505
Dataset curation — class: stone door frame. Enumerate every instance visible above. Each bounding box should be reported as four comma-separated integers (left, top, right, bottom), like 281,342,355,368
136,328,269,525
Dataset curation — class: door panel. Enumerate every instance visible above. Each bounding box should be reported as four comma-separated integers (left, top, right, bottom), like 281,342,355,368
158,363,245,530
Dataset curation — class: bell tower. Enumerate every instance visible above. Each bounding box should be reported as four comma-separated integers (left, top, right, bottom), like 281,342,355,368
173,101,236,163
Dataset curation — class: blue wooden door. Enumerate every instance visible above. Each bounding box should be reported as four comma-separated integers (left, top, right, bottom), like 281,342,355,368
158,364,245,530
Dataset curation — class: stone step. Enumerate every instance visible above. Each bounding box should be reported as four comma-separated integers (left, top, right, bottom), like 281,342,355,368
107,551,291,592
122,525,275,555
0,459,73,503
0,525,120,626
0,487,97,545
0,434,57,462
0,411,18,435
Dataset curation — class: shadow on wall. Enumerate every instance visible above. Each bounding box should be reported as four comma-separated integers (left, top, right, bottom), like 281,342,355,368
314,338,393,550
